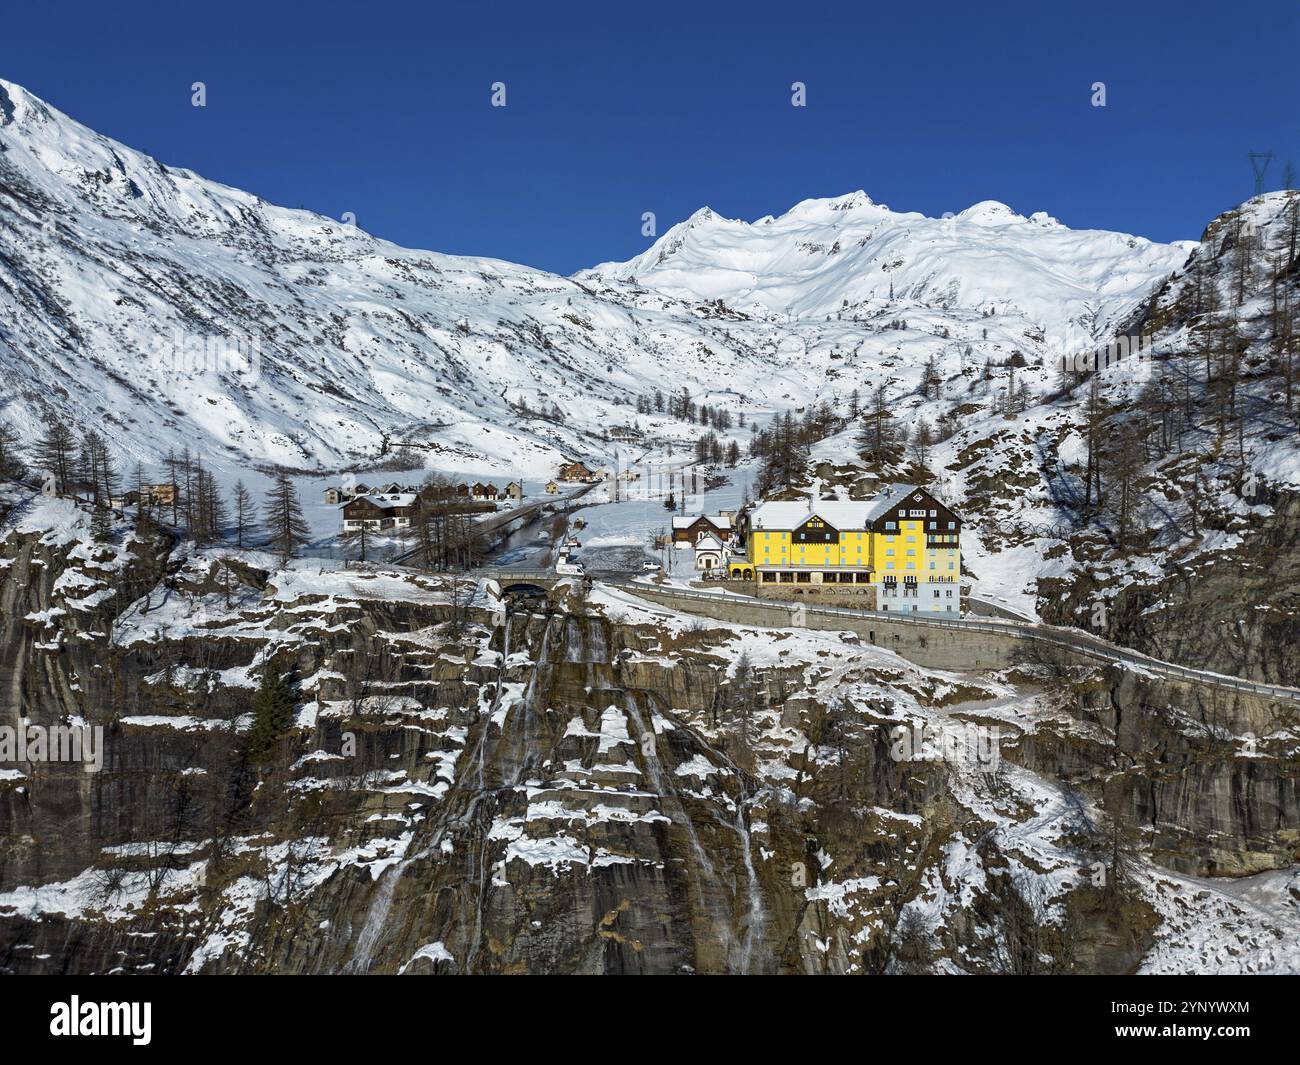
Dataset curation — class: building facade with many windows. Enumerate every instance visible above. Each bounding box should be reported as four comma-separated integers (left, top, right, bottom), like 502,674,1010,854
728,485,962,614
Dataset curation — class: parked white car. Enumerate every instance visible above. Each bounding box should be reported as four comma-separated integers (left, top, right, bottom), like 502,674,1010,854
556,558,585,576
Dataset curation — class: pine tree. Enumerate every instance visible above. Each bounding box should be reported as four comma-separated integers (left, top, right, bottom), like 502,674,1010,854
36,418,75,494
909,418,934,468
164,449,181,526
1081,378,1108,517
130,461,156,538
857,385,900,466
0,423,25,481
90,502,114,544
343,519,371,563
246,663,297,763
263,470,311,563
232,480,254,549
180,447,196,533
198,468,228,545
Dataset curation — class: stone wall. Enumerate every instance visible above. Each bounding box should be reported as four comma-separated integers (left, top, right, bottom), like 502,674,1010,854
627,586,1020,671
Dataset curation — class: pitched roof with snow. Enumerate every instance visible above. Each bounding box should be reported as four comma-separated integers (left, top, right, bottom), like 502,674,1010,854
750,499,873,531
348,492,418,510
671,514,732,530
862,483,924,522
749,485,936,531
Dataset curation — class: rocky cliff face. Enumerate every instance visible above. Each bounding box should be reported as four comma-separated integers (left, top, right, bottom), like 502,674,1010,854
2,493,1298,974
1037,483,1300,687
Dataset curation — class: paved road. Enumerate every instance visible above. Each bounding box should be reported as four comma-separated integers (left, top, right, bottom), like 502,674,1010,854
602,581,1300,705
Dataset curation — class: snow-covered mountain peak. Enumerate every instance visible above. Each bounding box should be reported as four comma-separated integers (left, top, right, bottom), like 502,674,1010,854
579,191,1189,339
0,78,48,127
955,199,1025,225
779,189,883,218
0,78,1198,483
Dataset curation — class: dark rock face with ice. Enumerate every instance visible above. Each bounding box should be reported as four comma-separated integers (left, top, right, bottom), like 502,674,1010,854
2,495,1297,974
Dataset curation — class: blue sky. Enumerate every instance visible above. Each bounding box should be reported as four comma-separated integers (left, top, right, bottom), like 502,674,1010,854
4,0,1297,274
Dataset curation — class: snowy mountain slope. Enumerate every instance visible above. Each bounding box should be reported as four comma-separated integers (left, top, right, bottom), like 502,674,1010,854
0,79,797,476
580,190,1192,348
0,78,1189,481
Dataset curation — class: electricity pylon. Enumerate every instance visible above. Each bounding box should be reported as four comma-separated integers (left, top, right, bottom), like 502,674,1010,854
1248,151,1274,196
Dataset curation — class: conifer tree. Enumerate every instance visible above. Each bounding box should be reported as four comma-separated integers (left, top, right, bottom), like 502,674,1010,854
36,418,75,494
0,423,25,481
247,663,297,763
263,470,311,564
232,480,254,549
90,502,114,543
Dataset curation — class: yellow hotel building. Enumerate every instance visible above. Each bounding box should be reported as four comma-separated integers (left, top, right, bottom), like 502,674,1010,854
728,484,962,614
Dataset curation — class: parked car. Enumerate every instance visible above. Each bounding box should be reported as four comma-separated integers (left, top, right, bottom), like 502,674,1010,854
556,558,585,576
642,560,660,571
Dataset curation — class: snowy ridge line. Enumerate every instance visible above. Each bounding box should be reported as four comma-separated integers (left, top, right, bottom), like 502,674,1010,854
610,582,1300,704
0,76,1192,474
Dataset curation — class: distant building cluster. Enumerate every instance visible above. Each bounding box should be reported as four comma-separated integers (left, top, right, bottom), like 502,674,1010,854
328,479,524,533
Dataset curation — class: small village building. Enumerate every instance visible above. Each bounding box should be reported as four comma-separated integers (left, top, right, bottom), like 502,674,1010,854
471,482,500,501
114,483,178,508
693,532,726,572
671,514,734,546
545,481,559,494
557,461,599,483
504,481,524,500
341,492,420,532
139,483,177,507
